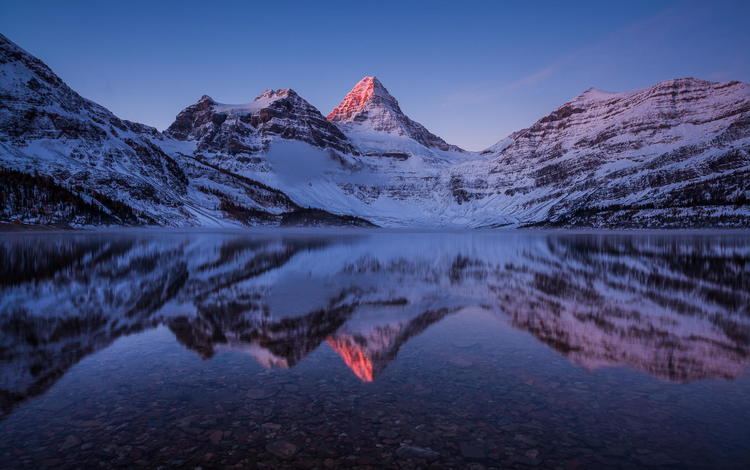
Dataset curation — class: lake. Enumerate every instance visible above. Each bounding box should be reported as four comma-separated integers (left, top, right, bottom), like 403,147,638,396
0,229,748,469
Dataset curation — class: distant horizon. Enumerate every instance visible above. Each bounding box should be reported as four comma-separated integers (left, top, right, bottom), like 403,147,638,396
1,0,749,150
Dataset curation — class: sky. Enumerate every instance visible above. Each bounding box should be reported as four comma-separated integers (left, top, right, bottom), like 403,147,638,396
1,0,748,151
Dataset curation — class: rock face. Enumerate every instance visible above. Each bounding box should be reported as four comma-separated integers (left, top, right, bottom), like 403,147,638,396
471,78,750,227
0,33,189,225
327,76,463,153
166,88,357,155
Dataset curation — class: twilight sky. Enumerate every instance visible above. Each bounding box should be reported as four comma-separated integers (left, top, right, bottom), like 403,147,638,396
1,0,748,150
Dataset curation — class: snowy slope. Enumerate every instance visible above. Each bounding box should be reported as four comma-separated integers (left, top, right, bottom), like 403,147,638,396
0,33,194,225
466,78,750,227
1,31,748,228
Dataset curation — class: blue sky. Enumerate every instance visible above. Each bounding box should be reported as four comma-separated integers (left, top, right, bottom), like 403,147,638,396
1,0,748,150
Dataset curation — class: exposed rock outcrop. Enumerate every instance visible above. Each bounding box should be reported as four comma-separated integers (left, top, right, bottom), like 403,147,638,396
328,76,463,153
166,89,358,155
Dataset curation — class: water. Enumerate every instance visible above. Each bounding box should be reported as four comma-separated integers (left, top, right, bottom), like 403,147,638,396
0,229,748,469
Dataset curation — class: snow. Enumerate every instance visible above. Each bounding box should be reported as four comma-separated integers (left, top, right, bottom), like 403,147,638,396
2,26,749,229
573,87,625,103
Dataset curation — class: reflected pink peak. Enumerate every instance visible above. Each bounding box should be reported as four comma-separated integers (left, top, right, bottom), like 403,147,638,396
326,336,374,382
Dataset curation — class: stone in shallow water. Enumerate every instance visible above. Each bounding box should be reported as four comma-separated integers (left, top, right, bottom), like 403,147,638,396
266,440,298,459
636,452,681,466
208,430,222,444
378,429,399,439
395,445,440,460
460,442,486,460
59,435,80,451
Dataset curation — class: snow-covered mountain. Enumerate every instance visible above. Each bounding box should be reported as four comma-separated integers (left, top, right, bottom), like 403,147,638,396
1,32,748,228
327,76,464,155
166,88,358,156
470,78,750,227
0,33,193,225
164,75,748,228
0,34,372,228
158,76,481,227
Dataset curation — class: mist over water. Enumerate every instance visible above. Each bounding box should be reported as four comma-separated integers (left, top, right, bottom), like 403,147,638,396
0,230,749,469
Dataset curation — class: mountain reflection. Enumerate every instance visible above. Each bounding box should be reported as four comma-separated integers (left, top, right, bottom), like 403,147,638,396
1,231,749,419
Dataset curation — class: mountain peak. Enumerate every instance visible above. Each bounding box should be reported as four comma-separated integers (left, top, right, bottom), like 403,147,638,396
572,87,622,103
326,76,397,122
166,86,357,154
327,76,463,152
254,88,298,102
359,76,390,97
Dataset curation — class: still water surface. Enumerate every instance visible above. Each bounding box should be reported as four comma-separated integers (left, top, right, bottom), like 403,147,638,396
0,230,749,469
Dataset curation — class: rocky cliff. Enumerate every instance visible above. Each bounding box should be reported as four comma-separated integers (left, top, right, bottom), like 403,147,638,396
166,89,358,156
327,76,463,154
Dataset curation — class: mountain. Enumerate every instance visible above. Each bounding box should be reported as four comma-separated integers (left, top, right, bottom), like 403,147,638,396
0,33,192,225
261,76,749,228
166,88,358,156
465,78,750,227
327,76,464,155
1,32,748,228
0,34,373,228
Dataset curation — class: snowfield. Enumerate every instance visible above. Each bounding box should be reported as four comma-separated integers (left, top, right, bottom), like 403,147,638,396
1,33,749,228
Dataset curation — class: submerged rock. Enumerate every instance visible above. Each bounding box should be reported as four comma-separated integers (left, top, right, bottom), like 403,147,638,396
265,440,298,459
395,445,440,460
